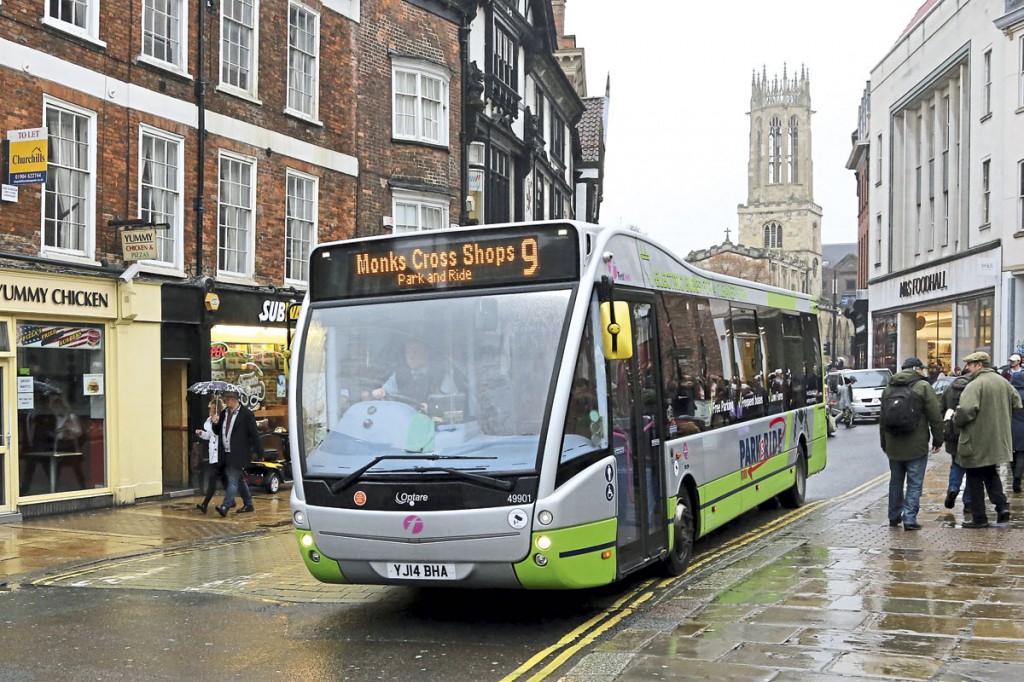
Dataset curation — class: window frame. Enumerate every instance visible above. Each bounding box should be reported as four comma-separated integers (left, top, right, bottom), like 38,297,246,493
216,150,258,281
763,221,782,249
284,169,318,287
391,189,450,234
139,0,189,75
218,0,261,102
43,0,106,47
137,124,186,272
982,158,991,228
391,57,451,147
983,48,992,117
41,96,98,264
285,1,320,122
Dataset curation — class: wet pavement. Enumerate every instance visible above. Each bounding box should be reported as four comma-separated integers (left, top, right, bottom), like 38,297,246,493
562,460,1024,681
2,458,1023,681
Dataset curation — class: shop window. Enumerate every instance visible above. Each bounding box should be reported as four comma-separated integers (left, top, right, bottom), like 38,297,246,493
210,330,289,430
873,313,898,373
16,322,106,497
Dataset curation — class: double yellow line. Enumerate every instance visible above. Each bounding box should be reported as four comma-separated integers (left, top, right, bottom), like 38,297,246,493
502,473,887,682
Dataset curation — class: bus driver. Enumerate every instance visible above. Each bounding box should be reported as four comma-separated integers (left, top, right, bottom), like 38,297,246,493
372,338,456,407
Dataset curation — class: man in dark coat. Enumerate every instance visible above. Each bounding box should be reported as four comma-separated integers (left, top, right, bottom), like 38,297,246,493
954,351,1023,528
879,357,943,530
1011,372,1024,493
212,389,264,516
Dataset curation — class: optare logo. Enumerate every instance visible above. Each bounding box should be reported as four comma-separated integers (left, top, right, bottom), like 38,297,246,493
403,515,424,535
395,492,428,506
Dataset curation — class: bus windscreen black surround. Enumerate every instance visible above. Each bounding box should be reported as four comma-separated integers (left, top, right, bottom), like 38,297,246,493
310,224,580,300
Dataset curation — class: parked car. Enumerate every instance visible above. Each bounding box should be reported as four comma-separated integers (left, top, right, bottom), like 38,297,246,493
836,368,893,422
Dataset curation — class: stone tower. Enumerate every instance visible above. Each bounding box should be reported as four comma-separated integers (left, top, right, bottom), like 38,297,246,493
737,66,823,296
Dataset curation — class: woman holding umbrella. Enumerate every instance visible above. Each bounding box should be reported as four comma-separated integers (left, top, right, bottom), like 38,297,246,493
194,396,227,513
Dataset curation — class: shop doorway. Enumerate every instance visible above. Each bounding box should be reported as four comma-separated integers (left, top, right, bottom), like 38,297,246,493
0,361,11,514
913,309,953,379
161,361,190,493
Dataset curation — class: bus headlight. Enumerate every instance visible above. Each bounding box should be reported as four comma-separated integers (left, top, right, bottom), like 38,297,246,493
293,510,307,527
300,533,314,548
537,510,553,525
535,535,552,551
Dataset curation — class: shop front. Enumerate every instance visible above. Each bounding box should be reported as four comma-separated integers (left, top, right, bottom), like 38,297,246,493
210,290,299,434
0,270,162,520
868,244,1001,375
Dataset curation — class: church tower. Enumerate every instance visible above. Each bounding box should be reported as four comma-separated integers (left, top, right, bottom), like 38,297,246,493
737,66,822,296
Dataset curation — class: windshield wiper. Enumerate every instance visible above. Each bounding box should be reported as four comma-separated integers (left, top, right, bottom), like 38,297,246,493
406,466,515,492
325,454,496,495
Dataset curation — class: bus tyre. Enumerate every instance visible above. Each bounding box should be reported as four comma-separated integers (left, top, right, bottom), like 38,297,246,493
779,452,807,509
665,494,695,576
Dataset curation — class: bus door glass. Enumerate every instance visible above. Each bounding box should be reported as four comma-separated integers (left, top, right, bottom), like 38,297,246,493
609,298,666,571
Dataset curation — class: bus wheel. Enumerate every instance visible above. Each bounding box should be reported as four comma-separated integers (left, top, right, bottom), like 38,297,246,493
779,450,807,509
665,494,695,575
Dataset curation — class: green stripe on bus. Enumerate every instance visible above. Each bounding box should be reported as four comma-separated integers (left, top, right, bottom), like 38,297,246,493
514,518,618,589
766,291,799,310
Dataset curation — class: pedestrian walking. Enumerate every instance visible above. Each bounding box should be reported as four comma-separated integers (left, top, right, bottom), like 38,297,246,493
1010,372,1024,493
212,389,264,517
941,374,973,512
953,351,1022,528
879,357,943,530
194,397,227,514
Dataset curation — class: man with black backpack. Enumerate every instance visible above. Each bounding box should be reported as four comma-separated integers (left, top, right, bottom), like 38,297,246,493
879,357,944,530
953,351,1022,528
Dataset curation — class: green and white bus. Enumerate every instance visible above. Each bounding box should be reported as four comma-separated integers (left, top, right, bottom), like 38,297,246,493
289,221,827,589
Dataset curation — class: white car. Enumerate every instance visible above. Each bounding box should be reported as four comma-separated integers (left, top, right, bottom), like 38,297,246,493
837,368,893,422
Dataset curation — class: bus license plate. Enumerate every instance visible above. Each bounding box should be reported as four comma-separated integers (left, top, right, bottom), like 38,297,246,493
386,562,457,580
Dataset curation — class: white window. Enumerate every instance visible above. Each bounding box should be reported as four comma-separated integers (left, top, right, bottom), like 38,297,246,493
982,159,990,227
392,58,450,146
285,171,317,285
139,126,184,268
392,190,449,233
217,152,256,277
983,49,992,116
221,0,259,97
142,0,187,72
287,2,319,120
1020,37,1024,109
42,99,96,259
44,0,104,45
1019,160,1024,232
875,214,882,265
875,134,882,184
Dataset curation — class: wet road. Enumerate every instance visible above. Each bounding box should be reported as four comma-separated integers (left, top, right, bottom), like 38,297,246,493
3,426,1022,681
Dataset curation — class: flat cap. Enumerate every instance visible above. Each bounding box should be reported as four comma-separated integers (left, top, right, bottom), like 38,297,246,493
901,357,924,369
963,351,991,364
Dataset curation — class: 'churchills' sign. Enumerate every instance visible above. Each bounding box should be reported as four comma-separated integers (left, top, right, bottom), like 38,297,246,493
899,271,948,298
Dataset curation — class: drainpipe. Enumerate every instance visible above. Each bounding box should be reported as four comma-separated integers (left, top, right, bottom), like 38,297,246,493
458,20,471,227
195,0,213,276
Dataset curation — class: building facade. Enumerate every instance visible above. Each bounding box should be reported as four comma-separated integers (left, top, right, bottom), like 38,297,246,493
1,0,361,520
864,0,1024,374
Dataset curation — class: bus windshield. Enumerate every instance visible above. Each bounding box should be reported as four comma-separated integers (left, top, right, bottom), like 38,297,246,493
297,289,573,479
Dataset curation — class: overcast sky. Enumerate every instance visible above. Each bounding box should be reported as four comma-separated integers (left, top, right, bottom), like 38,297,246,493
564,0,925,257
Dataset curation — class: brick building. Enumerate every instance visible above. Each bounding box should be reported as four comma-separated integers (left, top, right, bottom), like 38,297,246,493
0,0,360,519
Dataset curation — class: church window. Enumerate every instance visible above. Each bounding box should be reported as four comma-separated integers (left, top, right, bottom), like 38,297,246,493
768,117,782,183
788,116,799,183
763,221,782,249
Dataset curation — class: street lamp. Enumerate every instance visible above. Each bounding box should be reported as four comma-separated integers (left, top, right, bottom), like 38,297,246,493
831,269,838,366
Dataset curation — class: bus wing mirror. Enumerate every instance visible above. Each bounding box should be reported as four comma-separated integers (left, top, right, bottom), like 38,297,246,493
600,302,633,359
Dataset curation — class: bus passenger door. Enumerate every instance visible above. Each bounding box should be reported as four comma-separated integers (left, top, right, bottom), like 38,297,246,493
609,297,666,573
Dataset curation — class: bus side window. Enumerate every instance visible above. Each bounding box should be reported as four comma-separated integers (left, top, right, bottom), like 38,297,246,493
655,291,718,434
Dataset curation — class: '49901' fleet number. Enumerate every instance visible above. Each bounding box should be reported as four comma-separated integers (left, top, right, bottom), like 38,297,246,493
508,493,532,504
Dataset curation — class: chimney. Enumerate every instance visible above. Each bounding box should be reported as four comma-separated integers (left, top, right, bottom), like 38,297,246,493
552,0,567,40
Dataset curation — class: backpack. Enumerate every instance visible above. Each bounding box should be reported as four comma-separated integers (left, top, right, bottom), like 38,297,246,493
880,377,923,435
942,376,970,444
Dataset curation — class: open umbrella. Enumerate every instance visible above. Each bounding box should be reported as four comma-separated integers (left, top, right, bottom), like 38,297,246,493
187,381,248,396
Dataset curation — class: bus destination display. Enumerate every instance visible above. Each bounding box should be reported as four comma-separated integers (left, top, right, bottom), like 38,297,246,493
311,224,580,300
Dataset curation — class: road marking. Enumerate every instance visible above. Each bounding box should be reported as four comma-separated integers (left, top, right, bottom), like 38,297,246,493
502,472,888,682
